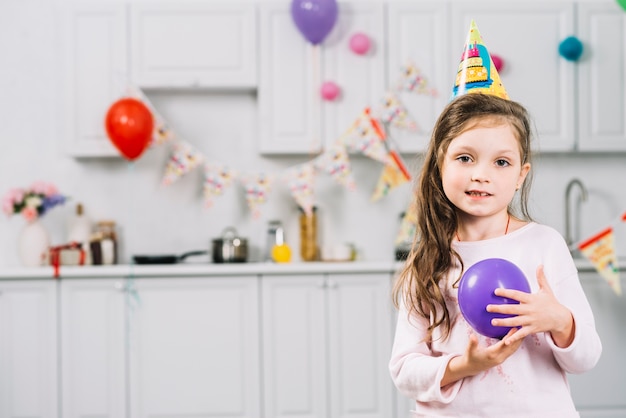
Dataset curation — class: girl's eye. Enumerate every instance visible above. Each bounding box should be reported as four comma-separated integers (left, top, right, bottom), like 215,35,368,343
495,159,510,167
457,155,471,163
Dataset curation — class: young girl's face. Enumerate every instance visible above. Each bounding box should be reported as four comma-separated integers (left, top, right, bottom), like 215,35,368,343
441,120,531,221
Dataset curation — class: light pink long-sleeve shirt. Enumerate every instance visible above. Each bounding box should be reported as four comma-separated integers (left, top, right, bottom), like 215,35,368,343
389,223,602,418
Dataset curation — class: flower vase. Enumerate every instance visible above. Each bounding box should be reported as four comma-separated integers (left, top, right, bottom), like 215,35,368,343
18,219,50,267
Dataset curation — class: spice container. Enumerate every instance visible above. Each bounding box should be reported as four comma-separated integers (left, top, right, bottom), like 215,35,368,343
299,207,318,261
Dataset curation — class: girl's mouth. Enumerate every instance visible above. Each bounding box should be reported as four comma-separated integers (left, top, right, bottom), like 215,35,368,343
466,191,491,197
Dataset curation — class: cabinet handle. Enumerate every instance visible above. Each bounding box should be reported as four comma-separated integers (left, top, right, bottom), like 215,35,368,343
113,281,125,291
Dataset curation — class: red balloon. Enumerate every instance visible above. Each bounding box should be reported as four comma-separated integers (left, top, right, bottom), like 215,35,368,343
105,98,154,161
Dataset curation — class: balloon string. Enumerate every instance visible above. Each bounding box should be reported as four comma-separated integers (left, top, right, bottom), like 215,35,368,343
124,161,140,418
311,44,321,155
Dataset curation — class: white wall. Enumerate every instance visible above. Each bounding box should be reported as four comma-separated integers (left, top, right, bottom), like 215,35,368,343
1,0,625,267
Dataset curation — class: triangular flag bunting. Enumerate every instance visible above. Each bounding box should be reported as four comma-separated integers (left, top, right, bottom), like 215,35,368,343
132,88,176,146
286,163,317,216
578,227,621,296
345,108,392,165
203,163,237,208
377,92,418,131
370,162,410,202
396,62,437,96
241,173,273,219
162,141,204,186
395,200,418,246
314,141,356,191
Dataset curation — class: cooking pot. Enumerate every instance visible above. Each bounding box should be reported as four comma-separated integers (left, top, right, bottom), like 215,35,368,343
212,227,248,263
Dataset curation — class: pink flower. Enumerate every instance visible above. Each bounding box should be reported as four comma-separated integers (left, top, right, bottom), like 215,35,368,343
22,206,38,222
29,181,46,195
7,188,24,204
2,197,13,215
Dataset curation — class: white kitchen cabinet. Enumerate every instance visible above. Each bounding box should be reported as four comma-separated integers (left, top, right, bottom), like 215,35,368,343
258,2,321,154
450,1,576,152
129,276,260,418
62,2,128,158
577,1,626,152
0,280,58,418
262,272,394,418
385,2,450,154
60,278,127,418
258,2,386,154
130,2,257,89
568,272,626,417
321,3,387,148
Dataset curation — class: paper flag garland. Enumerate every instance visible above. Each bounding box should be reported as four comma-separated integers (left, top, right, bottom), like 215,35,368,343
286,163,317,216
396,62,437,96
578,227,621,296
119,58,439,217
203,163,237,208
314,141,356,191
378,92,417,131
162,141,204,186
452,20,508,100
242,173,274,219
395,200,418,246
343,108,392,165
132,88,176,146
371,162,411,202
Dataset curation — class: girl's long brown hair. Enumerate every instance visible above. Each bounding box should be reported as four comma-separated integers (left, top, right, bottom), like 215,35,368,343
392,94,534,340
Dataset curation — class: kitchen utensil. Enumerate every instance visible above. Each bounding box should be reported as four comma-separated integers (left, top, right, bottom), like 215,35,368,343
212,227,248,263
132,250,208,265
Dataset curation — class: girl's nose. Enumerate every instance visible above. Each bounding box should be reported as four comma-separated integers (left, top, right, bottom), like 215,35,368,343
470,166,490,182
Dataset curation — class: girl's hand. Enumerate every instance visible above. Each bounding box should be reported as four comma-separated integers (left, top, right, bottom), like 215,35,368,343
487,265,575,347
442,328,522,387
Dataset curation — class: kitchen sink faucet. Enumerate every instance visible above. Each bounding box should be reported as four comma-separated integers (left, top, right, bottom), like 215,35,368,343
564,178,588,250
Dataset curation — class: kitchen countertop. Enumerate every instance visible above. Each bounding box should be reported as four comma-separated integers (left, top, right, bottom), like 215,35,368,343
0,258,621,280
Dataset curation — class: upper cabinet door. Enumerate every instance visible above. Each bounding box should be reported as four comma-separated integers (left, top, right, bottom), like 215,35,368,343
451,2,576,152
258,2,321,154
321,3,386,149
130,2,257,89
386,2,450,154
62,2,127,157
577,2,626,152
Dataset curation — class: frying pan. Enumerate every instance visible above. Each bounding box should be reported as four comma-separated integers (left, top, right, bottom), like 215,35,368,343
132,250,208,265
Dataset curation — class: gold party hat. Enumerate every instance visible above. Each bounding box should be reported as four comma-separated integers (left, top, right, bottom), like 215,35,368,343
451,20,508,100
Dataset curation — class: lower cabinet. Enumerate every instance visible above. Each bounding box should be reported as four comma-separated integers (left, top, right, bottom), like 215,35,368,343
567,272,626,417
60,276,261,418
261,272,395,418
129,276,260,418
0,280,58,418
13,271,399,418
60,278,127,418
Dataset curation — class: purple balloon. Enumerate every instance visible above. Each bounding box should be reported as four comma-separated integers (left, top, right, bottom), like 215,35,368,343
291,0,338,45
458,258,530,339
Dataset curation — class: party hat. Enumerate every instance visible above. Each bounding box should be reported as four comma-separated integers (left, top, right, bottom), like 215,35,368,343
451,20,508,100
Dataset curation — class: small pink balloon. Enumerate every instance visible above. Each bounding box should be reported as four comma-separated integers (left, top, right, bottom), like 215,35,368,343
491,54,504,72
321,81,340,101
349,32,371,55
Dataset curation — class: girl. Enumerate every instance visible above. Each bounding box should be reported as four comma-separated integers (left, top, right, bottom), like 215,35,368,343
389,93,602,417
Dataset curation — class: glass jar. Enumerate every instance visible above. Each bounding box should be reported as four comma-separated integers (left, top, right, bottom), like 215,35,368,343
299,207,318,262
94,220,118,265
